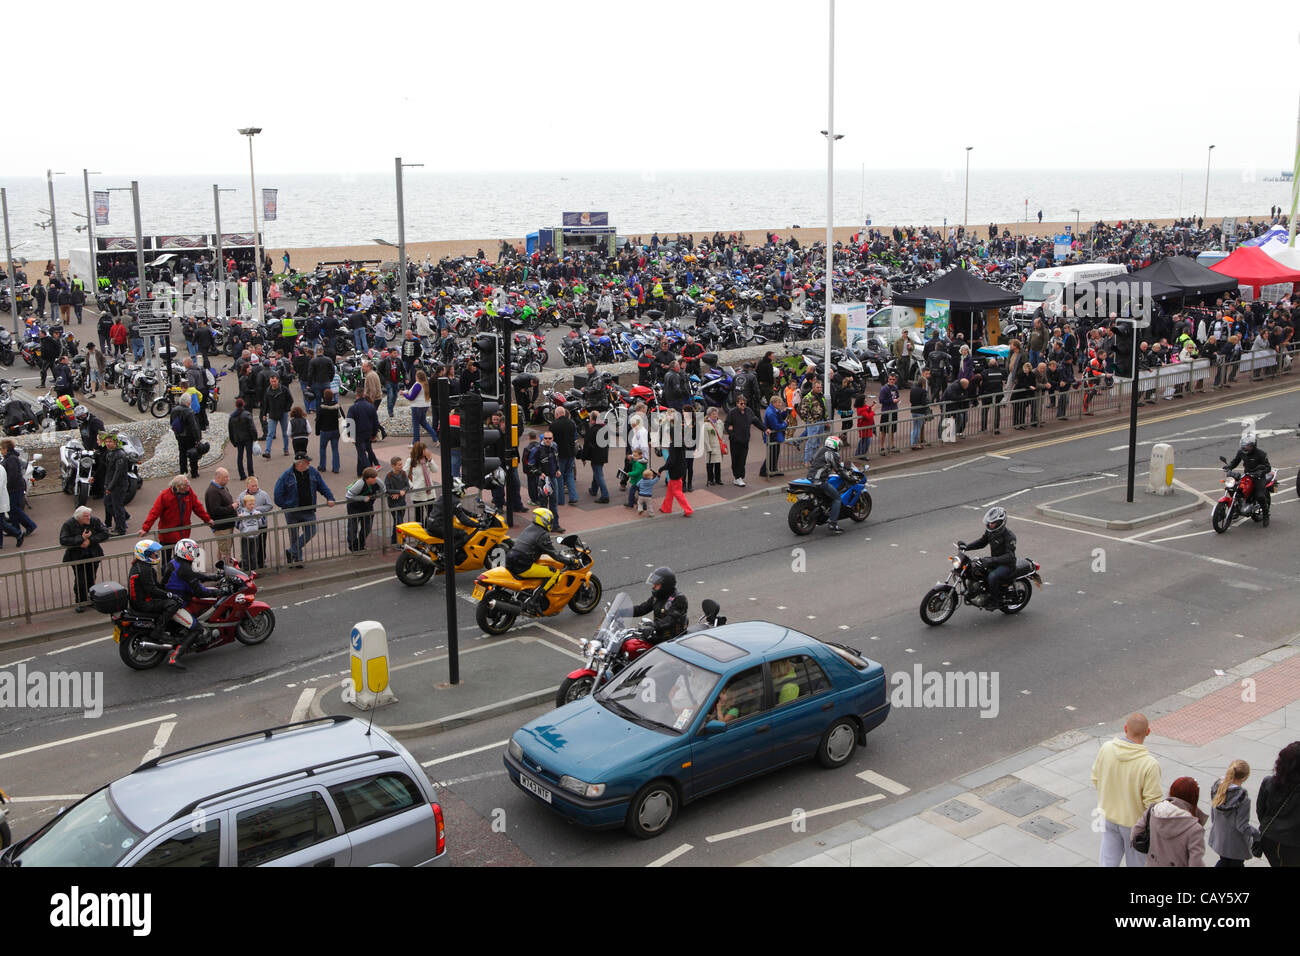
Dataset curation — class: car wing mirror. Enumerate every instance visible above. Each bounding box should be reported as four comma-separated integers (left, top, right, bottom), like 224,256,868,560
701,720,727,737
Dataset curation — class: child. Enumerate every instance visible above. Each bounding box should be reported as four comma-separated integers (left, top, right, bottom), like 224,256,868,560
623,448,648,508
1208,759,1259,868
636,467,659,516
385,456,409,544
289,405,310,456
235,494,263,571
854,395,875,458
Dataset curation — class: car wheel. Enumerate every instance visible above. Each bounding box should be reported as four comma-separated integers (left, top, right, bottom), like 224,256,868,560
817,717,858,768
625,779,678,839
395,552,434,586
235,610,276,644
919,585,958,626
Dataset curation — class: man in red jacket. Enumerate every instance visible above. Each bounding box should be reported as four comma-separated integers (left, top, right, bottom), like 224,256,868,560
139,475,213,564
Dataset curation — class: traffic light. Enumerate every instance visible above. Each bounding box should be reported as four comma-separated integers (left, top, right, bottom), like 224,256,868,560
459,393,503,488
476,333,500,397
1113,322,1136,377
509,403,520,467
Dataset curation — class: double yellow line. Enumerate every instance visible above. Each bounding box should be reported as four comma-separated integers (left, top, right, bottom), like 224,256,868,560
1003,383,1300,454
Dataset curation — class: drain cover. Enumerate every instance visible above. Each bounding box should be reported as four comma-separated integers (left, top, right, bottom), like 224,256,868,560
983,781,1057,817
1019,816,1071,840
1007,465,1045,475
933,799,981,823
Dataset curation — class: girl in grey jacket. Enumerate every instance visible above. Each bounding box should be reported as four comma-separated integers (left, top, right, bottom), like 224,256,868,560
1209,760,1259,867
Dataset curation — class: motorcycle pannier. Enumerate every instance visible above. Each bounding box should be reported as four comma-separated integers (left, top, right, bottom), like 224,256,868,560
90,582,129,613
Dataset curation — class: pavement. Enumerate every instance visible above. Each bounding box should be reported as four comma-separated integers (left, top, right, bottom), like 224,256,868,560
1036,482,1208,530
745,640,1300,868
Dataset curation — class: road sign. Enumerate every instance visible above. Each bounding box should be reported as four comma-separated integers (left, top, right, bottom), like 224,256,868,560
135,321,172,336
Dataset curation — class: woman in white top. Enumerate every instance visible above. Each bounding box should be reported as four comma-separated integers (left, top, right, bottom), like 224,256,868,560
406,441,438,525
403,370,438,445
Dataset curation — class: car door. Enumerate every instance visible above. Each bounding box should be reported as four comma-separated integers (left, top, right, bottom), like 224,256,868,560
767,653,838,768
326,770,438,866
687,666,775,799
124,814,226,867
231,788,351,868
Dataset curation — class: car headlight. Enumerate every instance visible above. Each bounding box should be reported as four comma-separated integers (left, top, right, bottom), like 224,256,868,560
560,776,605,799
508,738,523,762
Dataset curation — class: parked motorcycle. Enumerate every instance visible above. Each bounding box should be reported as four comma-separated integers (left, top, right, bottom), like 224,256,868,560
1214,456,1277,532
919,544,1043,626
91,562,276,671
786,463,873,534
394,504,513,586
0,328,13,366
554,592,726,707
59,438,96,507
472,533,602,634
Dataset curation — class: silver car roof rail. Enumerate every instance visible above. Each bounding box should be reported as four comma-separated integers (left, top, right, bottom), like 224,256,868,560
133,715,353,773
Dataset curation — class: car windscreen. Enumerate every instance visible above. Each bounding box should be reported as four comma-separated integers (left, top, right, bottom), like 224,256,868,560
1019,280,1062,302
596,647,720,735
14,787,144,867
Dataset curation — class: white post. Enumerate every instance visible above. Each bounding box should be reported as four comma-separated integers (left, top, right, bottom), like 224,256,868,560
83,170,98,291
1289,88,1299,247
823,0,835,405
47,170,62,280
1203,144,1215,222
243,130,265,325
2,188,17,335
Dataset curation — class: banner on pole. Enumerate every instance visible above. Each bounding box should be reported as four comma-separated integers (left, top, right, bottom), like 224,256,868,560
262,188,277,222
1053,234,1073,261
925,298,950,332
93,191,110,226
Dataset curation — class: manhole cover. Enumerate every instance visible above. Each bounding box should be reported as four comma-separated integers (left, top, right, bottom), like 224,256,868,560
1019,816,1071,840
933,799,981,823
983,781,1057,817
1007,465,1045,475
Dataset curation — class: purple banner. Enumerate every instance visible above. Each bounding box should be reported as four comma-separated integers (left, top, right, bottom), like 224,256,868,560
93,191,110,226
263,188,277,222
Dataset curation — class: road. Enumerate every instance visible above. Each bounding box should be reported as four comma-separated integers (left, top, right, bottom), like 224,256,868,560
3,384,1298,865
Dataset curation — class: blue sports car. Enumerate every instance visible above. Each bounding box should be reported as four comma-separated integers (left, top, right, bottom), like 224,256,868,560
504,622,890,838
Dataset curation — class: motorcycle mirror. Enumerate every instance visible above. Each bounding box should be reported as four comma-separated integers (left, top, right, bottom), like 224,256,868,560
1218,456,1227,464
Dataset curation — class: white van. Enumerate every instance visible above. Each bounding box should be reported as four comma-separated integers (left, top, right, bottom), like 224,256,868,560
1012,263,1129,319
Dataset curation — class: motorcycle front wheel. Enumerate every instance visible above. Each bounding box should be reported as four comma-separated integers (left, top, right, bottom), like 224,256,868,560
849,491,873,522
0,350,13,366
475,589,517,635
1211,501,1232,534
75,484,90,508
149,397,172,419
788,500,819,536
569,575,602,614
236,610,276,645
555,674,595,708
395,552,434,587
919,586,958,626
1000,581,1032,615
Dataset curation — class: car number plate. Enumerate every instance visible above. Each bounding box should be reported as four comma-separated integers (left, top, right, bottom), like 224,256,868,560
787,493,797,502
472,585,485,600
113,625,122,644
866,362,878,376
519,774,551,803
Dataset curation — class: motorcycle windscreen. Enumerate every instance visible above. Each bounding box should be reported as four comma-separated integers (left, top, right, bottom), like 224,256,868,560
597,592,636,645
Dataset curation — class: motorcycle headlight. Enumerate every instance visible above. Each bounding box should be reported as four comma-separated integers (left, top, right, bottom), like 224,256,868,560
950,556,961,569
508,738,523,762
559,776,605,799
1223,477,1235,489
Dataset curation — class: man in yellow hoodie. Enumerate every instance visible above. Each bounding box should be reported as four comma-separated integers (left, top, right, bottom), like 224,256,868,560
1091,712,1164,866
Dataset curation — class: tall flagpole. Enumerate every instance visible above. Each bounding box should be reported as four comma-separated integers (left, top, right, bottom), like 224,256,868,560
823,0,835,405
1289,87,1299,247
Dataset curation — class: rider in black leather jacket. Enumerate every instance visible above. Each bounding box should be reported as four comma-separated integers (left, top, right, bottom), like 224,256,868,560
630,567,689,644
960,507,1017,603
1225,439,1272,515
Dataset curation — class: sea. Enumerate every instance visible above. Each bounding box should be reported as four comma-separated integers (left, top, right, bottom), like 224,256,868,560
2,168,1294,260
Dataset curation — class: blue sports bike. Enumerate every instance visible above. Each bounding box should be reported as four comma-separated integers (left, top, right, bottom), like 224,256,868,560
786,464,872,535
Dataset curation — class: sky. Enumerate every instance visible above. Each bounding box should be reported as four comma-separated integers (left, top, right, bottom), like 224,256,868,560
2,0,1297,178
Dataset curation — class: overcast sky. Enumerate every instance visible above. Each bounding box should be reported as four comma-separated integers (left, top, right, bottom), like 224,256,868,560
4,0,1297,177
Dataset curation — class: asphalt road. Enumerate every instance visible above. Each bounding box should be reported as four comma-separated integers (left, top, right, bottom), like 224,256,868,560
4,383,1299,865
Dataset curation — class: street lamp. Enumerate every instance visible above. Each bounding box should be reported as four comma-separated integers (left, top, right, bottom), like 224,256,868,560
106,183,150,365
2,187,17,334
1069,208,1081,258
47,170,66,278
820,0,841,405
395,157,424,335
213,186,236,314
1203,144,1215,222
238,127,265,324
81,170,102,290
963,147,973,238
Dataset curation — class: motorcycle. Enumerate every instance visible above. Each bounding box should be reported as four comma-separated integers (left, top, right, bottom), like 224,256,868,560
472,533,602,634
786,463,873,534
394,503,513,586
59,437,96,507
0,787,9,850
1214,456,1277,532
919,544,1043,626
554,592,726,707
91,562,276,671
0,328,13,366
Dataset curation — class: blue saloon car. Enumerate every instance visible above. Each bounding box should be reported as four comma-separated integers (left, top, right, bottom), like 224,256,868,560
504,623,890,838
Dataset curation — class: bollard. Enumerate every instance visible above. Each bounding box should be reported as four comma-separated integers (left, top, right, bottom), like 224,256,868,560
345,621,397,710
1147,442,1174,496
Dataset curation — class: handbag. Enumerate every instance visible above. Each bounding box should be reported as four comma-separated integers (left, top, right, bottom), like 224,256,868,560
1131,805,1153,854
1253,782,1299,858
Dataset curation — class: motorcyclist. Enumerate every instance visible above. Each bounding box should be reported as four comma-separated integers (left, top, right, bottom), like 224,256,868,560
504,508,568,612
423,477,476,564
162,538,222,668
959,506,1017,605
628,566,690,644
1224,437,1273,523
806,434,853,534
127,539,202,664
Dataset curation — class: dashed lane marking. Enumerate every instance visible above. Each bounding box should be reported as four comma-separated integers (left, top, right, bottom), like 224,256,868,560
421,740,509,768
704,795,885,843
435,769,508,788
290,688,316,722
0,713,178,763
646,843,694,867
856,770,910,795
45,635,112,655
140,721,177,764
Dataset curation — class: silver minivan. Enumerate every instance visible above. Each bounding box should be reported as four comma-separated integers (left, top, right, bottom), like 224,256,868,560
0,716,446,867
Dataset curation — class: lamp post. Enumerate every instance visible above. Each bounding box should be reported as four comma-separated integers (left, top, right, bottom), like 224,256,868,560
820,0,841,405
107,182,150,365
1288,87,1299,248
213,185,235,315
1070,208,1081,258
47,170,66,279
2,188,17,334
82,170,101,291
1203,144,1215,222
238,127,264,324
395,157,424,335
963,146,973,238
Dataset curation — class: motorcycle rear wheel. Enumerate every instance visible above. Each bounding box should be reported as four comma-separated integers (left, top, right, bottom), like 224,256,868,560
475,590,517,635
236,609,276,644
395,552,434,587
788,500,819,536
999,581,1032,615
849,492,873,522
555,674,595,708
1211,501,1232,534
149,397,171,419
569,575,602,615
119,630,168,670
919,586,958,626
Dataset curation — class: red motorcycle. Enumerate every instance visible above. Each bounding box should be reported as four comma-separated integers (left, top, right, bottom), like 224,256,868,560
91,562,276,670
1213,456,1277,533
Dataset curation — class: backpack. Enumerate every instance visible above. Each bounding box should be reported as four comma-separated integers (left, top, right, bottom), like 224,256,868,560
523,441,541,476
171,408,186,436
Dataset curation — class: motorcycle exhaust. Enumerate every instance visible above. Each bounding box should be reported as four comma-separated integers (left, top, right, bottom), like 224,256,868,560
134,640,174,652
489,597,523,614
403,544,437,568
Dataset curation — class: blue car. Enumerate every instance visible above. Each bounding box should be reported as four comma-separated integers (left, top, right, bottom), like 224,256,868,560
504,623,890,838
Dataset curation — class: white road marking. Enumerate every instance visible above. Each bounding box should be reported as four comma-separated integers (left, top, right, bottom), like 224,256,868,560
941,456,986,471
435,769,508,788
704,795,885,843
872,469,942,481
421,739,509,768
985,452,1011,460
1149,528,1214,543
982,488,1031,507
1036,475,1111,490
4,794,85,803
347,576,390,591
45,635,113,655
0,656,35,669
290,688,316,722
0,713,178,763
646,843,694,867
140,721,177,764
528,620,585,648
1124,519,1191,540
856,770,910,795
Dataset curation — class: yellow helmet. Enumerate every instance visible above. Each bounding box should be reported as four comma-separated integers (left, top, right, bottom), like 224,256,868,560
532,508,555,531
